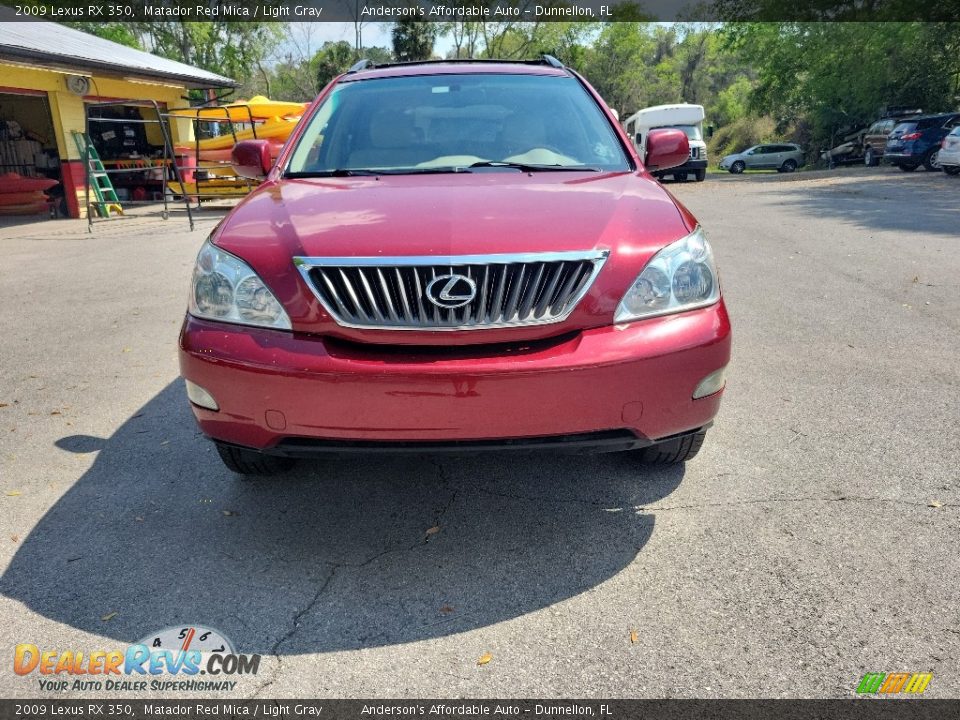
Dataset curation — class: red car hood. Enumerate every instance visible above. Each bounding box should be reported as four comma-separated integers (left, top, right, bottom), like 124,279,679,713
214,171,696,344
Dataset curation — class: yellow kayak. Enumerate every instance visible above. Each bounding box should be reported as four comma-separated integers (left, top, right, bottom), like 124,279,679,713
180,116,299,152
168,178,258,198
169,96,308,122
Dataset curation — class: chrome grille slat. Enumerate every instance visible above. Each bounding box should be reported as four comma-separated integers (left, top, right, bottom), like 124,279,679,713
294,251,608,331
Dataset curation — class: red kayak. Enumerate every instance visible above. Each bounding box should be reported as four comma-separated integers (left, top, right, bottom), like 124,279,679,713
0,173,58,194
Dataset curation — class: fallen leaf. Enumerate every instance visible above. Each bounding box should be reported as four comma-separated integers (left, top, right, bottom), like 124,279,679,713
50,411,61,416
630,630,639,644
912,276,919,283
477,652,492,666
929,501,944,508
425,525,440,537
122,348,132,353
101,612,117,622
0,403,8,408
5,490,21,497
222,510,238,517
135,516,144,522
160,440,170,446
440,605,455,614
10,535,18,543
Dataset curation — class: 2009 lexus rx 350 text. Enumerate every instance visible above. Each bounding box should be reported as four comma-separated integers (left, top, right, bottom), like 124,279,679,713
178,58,732,475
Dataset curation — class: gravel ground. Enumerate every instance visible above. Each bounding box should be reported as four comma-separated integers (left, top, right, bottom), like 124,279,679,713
0,166,957,699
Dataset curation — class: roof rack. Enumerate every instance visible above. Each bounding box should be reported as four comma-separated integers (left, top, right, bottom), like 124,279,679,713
344,55,568,73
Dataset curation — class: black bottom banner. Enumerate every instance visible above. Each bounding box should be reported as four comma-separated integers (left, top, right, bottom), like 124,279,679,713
1,700,958,720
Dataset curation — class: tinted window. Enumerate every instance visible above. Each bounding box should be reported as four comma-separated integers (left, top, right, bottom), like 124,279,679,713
892,123,917,134
287,73,630,173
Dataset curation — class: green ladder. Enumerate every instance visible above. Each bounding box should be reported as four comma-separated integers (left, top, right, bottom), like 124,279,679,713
72,131,123,218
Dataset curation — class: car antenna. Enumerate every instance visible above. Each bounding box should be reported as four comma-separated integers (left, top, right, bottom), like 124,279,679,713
347,59,373,74
540,54,565,69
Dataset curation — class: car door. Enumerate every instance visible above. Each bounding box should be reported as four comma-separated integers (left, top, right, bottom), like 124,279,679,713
746,146,768,169
762,145,782,168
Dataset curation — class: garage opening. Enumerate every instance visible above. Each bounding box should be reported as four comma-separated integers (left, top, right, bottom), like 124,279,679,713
0,90,62,218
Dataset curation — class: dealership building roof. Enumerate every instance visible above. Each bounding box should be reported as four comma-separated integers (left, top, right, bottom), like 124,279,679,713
0,13,237,88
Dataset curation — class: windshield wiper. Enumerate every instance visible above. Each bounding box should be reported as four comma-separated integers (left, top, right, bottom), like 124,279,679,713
287,167,468,178
286,169,382,178
468,161,601,172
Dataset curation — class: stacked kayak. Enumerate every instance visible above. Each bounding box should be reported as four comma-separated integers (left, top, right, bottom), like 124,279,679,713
0,173,56,215
170,97,306,198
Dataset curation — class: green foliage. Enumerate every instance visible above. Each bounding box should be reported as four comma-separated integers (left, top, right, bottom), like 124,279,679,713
392,18,437,61
66,20,282,90
727,22,960,149
707,116,776,159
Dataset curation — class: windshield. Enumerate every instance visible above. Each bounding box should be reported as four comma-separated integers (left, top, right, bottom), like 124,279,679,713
286,73,630,174
657,124,702,142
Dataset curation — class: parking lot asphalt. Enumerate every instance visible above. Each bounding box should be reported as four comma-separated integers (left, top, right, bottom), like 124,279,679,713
0,166,958,699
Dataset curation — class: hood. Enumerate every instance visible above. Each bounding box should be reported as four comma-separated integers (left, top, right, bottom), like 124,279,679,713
213,171,695,344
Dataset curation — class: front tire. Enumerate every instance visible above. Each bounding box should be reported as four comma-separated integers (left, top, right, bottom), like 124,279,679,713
729,161,745,174
944,166,960,176
636,430,707,464
864,146,878,166
780,159,797,173
215,442,294,476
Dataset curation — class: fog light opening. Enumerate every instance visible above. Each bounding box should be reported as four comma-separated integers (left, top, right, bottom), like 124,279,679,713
185,380,219,411
693,367,726,399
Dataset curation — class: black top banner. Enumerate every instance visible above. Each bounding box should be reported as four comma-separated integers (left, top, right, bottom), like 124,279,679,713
1,0,958,23
0,700,959,720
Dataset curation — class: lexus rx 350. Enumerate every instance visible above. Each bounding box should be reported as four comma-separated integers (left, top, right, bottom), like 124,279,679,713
178,58,732,475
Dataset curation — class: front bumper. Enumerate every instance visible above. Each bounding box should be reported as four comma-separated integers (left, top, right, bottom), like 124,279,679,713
656,159,708,175
179,301,731,452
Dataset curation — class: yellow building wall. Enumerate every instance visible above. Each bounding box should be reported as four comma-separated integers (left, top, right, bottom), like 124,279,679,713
0,62,197,216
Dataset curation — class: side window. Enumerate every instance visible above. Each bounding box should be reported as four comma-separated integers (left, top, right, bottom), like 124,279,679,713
884,120,895,133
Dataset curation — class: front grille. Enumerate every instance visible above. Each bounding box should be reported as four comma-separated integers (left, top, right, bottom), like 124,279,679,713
293,252,608,330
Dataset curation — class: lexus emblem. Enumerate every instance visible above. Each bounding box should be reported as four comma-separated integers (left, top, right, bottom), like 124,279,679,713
425,274,477,309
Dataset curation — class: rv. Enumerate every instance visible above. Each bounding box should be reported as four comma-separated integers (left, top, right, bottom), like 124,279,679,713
624,104,707,182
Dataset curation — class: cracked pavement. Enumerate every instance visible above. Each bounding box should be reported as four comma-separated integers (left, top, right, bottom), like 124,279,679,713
1,165,958,698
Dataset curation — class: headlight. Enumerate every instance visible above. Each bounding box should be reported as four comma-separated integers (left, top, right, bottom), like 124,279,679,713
189,239,291,330
615,227,720,323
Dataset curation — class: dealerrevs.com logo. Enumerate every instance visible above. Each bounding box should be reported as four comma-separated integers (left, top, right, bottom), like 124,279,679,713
13,625,260,693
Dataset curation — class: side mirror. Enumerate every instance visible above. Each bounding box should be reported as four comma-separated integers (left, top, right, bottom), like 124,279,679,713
232,140,272,180
707,125,715,138
635,132,642,146
644,128,689,171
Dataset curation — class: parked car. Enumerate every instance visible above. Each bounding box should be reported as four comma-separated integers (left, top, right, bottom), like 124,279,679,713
885,113,960,171
938,126,960,175
178,57,731,475
862,109,923,166
719,144,805,173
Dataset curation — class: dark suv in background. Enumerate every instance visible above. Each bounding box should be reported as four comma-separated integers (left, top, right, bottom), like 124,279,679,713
885,113,960,171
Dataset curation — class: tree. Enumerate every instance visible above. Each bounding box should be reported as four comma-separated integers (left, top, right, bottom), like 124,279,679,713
392,18,437,61
726,23,960,145
65,21,283,90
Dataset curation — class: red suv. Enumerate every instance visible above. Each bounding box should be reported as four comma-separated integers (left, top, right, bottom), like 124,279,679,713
178,58,732,475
